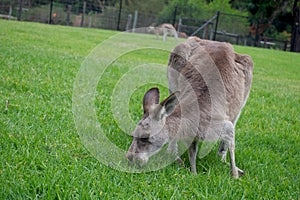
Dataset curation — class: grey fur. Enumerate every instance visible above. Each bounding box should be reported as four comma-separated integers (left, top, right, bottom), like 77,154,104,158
126,37,253,178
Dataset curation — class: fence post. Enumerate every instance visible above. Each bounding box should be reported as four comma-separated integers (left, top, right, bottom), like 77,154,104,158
49,0,53,24
88,15,92,28
254,22,259,47
178,18,182,33
66,5,72,26
117,0,123,30
9,3,12,17
236,35,240,45
213,11,220,41
81,1,86,27
284,40,288,51
132,10,138,32
126,14,132,31
17,0,23,21
173,5,177,26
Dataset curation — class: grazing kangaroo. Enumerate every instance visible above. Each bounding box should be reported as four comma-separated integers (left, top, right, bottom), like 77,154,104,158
126,37,253,178
148,23,179,42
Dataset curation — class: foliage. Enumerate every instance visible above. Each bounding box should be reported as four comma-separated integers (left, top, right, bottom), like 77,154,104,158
21,4,50,23
231,0,293,38
122,0,168,15
246,0,293,21
0,20,299,199
156,0,249,37
158,0,210,23
12,0,50,7
158,0,248,22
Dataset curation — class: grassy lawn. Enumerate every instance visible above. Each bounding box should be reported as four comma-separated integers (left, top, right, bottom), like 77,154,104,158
0,19,299,199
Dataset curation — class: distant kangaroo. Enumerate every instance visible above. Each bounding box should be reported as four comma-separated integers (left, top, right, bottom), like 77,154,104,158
126,37,253,178
148,23,178,42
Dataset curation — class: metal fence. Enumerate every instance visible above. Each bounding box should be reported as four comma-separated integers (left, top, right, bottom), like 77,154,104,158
0,0,163,29
0,0,291,51
179,11,290,51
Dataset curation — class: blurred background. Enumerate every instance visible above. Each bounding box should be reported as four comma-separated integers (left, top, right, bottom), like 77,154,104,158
0,0,299,52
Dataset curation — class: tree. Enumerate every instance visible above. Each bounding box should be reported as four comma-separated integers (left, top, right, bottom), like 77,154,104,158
248,0,291,24
291,0,300,51
235,0,292,37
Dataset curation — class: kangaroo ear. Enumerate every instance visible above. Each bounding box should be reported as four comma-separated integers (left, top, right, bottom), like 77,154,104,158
160,91,179,116
143,87,160,113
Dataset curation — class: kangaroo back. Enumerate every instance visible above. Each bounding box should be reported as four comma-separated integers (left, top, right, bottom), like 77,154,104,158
168,37,253,124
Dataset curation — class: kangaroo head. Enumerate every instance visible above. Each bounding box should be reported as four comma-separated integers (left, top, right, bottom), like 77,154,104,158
126,87,178,166
147,25,155,32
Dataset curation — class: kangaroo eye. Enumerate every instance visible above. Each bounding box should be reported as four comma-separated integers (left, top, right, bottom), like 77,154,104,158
143,123,149,129
139,122,149,129
138,119,150,130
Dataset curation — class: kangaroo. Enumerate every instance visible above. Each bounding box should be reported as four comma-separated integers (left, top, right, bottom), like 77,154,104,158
126,37,253,178
148,23,179,42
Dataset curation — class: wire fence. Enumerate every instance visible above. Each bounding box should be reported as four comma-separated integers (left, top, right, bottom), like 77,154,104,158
0,0,291,51
179,12,290,51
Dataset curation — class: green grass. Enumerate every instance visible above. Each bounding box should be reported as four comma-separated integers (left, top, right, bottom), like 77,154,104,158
0,19,299,199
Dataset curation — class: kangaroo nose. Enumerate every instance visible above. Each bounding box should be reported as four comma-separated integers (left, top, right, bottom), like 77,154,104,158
126,152,134,162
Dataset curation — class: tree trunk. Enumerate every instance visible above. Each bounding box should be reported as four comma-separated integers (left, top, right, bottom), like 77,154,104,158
291,0,300,52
